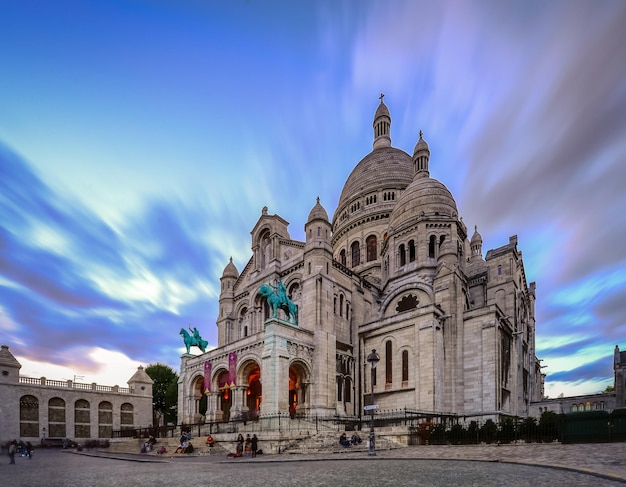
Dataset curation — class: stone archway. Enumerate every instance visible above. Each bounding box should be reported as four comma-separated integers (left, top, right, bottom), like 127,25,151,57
239,361,262,419
289,361,310,418
215,370,232,421
191,376,205,422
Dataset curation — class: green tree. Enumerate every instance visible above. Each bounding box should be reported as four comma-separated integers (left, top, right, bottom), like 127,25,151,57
146,363,179,427
480,419,497,444
518,416,538,443
538,410,560,442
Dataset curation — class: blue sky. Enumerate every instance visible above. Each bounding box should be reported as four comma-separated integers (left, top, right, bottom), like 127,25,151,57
1,0,625,398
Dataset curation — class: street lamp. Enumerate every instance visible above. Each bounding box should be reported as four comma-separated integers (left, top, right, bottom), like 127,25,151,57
367,349,380,457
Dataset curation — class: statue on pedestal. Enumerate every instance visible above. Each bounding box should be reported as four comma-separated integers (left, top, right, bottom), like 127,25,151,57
257,279,298,325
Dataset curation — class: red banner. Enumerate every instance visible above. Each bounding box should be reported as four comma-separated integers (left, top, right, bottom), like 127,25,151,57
203,361,212,394
228,352,237,386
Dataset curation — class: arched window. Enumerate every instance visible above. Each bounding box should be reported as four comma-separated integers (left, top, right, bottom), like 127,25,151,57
20,395,39,438
429,235,436,258
339,249,346,266
344,377,351,402
366,235,377,262
74,399,91,438
402,350,409,383
351,241,360,267
409,240,416,262
339,294,344,317
121,403,134,429
98,401,113,438
260,230,271,268
49,397,66,438
337,377,343,402
240,307,248,338
385,340,393,384
399,244,406,266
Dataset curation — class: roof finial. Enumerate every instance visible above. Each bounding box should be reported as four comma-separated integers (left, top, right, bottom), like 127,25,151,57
316,196,320,204
379,92,385,103
419,129,423,139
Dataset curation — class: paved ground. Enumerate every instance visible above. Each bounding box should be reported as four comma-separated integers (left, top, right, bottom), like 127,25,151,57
3,443,625,486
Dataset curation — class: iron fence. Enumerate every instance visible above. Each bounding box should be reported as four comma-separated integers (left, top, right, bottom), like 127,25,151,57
112,407,626,444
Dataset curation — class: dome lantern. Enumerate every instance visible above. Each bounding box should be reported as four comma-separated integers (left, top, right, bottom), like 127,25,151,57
412,130,430,178
373,93,392,150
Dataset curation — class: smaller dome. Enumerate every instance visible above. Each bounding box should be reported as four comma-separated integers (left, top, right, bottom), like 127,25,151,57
388,176,458,231
374,100,390,120
222,257,239,279
307,196,329,223
413,130,430,156
470,226,483,246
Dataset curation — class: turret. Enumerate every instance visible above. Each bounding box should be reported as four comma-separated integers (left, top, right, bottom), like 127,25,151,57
372,94,391,150
412,130,430,179
127,365,153,397
0,345,21,384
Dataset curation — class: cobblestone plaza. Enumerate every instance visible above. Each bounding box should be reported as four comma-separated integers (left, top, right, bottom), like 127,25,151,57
4,443,625,487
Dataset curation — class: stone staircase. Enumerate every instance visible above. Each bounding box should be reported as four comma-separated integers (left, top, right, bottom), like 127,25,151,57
279,430,402,455
104,436,229,457
103,427,404,457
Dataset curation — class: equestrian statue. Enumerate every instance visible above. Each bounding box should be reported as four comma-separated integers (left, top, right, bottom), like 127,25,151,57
257,279,298,325
180,325,208,354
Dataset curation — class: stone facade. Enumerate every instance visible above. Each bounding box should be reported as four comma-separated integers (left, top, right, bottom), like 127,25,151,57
0,345,153,445
178,98,543,425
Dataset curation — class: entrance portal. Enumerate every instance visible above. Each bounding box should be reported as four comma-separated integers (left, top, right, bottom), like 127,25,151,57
216,370,232,421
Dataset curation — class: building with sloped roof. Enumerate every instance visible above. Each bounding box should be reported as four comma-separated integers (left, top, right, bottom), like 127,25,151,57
178,97,543,425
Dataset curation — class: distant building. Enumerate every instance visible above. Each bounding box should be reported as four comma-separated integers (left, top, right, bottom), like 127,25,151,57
178,97,543,425
530,344,625,416
0,345,153,445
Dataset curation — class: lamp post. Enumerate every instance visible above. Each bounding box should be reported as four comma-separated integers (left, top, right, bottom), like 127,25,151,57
367,349,380,456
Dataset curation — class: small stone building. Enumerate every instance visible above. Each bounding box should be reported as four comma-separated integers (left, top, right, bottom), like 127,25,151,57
0,345,153,445
530,344,625,416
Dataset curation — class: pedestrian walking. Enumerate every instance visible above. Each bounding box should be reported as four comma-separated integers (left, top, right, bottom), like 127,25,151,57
8,440,17,464
251,434,258,458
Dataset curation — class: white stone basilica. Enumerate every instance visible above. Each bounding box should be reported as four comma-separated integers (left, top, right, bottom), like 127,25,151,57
178,98,543,425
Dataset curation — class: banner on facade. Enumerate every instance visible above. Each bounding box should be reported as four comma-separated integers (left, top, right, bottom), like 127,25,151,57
203,360,212,394
228,351,237,386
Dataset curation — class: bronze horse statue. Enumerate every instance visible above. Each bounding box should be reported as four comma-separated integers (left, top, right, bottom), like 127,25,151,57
258,282,298,325
180,327,208,353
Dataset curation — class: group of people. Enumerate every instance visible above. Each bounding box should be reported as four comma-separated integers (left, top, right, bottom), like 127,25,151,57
6,440,33,463
233,433,259,458
339,432,362,447
171,430,261,457
174,432,194,454
140,435,157,453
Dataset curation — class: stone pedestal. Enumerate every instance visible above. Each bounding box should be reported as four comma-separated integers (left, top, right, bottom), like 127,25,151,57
261,319,291,414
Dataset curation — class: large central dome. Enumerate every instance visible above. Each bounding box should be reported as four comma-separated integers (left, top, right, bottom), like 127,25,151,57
334,146,413,219
332,98,413,228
